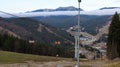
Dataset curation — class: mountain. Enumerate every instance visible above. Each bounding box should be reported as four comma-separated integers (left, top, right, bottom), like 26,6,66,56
85,7,120,15
31,15,111,35
99,7,120,10
0,7,118,35
55,6,82,11
0,17,73,44
30,6,83,12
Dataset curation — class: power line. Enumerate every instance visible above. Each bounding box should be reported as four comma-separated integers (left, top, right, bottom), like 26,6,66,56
0,11,20,18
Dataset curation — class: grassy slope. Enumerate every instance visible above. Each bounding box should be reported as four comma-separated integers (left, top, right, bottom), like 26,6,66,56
0,51,71,64
1,51,120,67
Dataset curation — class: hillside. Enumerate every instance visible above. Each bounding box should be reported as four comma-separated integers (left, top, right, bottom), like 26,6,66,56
0,26,21,38
95,21,110,41
0,17,73,44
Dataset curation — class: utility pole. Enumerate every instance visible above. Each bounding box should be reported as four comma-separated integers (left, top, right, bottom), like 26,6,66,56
75,0,81,67
74,35,78,60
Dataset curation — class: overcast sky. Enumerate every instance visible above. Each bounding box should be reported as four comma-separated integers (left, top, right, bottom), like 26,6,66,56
0,0,120,13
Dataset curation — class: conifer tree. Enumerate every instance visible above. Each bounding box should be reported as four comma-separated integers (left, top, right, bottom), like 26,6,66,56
107,12,120,59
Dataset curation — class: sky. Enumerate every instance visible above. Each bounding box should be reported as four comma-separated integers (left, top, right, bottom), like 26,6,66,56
0,0,120,13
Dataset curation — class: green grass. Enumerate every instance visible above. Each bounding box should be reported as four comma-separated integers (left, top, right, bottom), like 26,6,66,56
0,51,71,64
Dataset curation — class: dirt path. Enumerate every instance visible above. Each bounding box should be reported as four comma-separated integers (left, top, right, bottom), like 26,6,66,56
0,59,119,67
0,60,104,67
0,61,76,67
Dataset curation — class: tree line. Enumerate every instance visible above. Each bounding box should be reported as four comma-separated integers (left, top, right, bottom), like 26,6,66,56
0,33,74,58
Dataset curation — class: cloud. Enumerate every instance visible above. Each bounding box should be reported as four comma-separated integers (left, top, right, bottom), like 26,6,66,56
114,0,120,2
0,0,120,13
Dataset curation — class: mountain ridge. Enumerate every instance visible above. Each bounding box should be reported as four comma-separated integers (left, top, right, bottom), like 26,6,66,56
99,7,120,10
29,6,83,12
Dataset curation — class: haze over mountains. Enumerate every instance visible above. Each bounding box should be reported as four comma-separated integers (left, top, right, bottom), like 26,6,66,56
27,6,120,16
29,6,120,15
0,6,120,18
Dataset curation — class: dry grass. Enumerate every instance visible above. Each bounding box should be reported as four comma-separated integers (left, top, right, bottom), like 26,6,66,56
0,51,71,64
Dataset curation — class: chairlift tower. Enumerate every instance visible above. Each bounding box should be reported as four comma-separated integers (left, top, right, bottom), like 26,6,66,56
75,0,81,67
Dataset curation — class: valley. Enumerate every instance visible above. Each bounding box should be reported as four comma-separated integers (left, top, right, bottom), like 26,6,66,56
0,5,120,67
